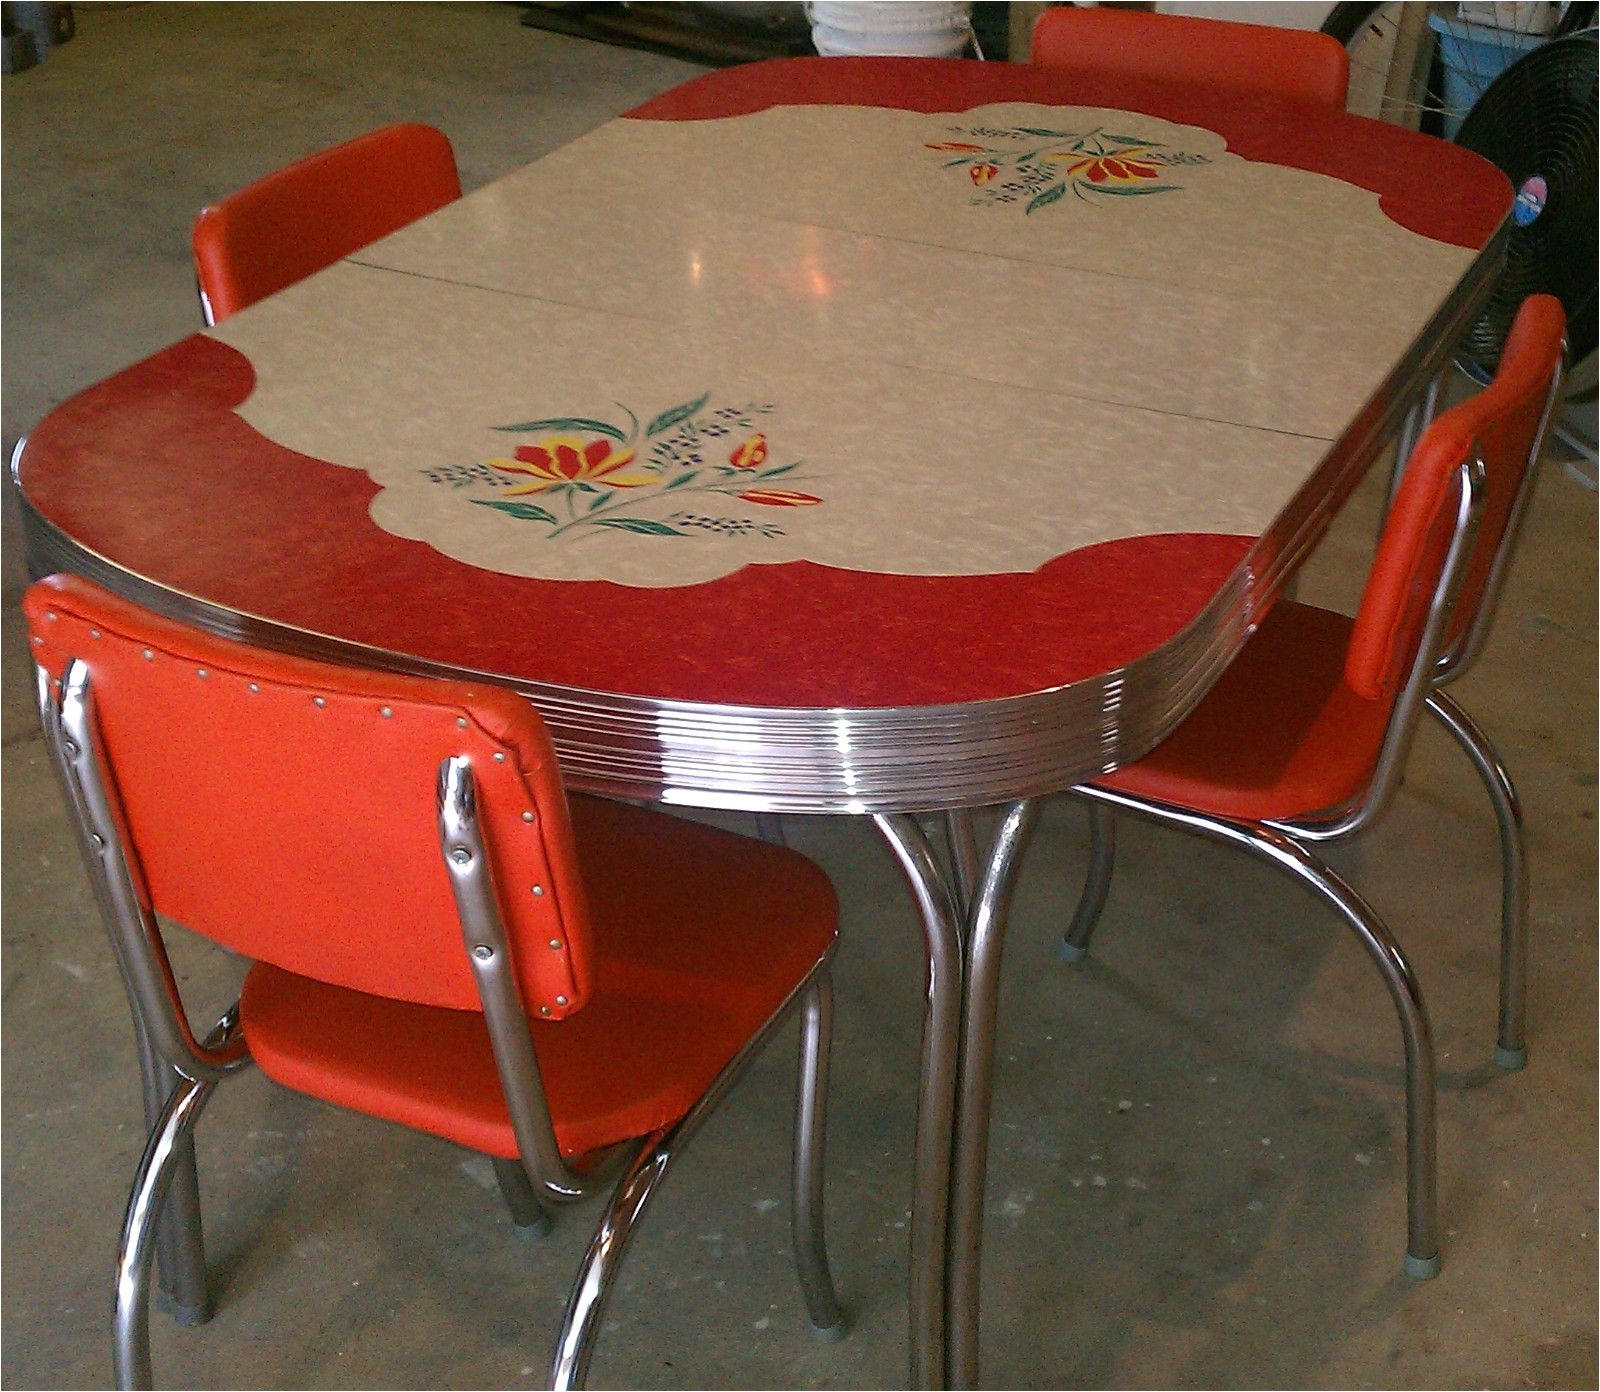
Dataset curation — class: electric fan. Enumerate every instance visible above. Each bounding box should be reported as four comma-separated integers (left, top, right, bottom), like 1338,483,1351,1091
1453,28,1597,381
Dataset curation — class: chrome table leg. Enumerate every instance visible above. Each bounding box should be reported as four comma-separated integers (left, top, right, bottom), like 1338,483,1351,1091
875,813,967,1390
947,800,1038,1390
943,809,981,919
1386,370,1445,514
877,799,1040,1390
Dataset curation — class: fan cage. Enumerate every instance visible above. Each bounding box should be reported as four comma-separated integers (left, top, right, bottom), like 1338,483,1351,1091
1454,30,1598,378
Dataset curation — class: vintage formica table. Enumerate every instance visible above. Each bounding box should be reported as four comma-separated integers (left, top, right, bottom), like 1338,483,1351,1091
15,57,1511,1390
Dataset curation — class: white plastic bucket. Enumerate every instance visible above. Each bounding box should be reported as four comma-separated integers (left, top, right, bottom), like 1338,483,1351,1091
808,2,974,58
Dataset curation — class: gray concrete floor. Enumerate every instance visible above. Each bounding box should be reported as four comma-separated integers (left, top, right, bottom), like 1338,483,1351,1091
3,5,1596,1388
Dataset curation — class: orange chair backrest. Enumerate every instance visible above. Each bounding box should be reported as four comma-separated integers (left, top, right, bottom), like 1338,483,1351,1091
25,574,593,1021
1030,7,1350,108
1346,295,1566,702
1430,294,1565,661
193,122,461,323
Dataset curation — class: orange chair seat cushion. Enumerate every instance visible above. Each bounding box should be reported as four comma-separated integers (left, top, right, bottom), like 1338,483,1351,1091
1096,601,1392,823
240,794,837,1160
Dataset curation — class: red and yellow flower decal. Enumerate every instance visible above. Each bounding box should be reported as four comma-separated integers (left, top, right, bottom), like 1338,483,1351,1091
927,123,1208,212
729,434,769,469
738,488,821,507
1049,150,1162,184
488,437,655,494
457,394,825,541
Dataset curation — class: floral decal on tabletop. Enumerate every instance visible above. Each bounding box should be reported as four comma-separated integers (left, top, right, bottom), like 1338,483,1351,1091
927,124,1211,213
420,394,822,541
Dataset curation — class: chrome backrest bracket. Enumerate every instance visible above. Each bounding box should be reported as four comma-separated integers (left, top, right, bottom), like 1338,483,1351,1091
41,659,247,1081
1434,342,1568,686
1283,454,1485,843
437,755,597,1203
196,273,217,328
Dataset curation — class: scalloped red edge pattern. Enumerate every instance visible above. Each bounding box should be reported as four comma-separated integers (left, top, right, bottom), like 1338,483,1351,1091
624,57,1510,248
20,336,1253,708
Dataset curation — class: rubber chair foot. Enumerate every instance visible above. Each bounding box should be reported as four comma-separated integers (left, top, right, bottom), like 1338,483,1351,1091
810,1318,848,1344
1494,1044,1527,1072
1404,1252,1442,1281
1056,939,1088,964
514,1213,555,1242
155,1291,213,1327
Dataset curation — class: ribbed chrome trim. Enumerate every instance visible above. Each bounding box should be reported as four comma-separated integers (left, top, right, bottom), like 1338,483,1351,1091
12,217,1508,815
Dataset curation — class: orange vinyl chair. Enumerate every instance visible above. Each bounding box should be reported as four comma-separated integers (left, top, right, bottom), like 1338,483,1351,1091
26,574,844,1390
1054,295,1567,1280
1030,5,1351,109
192,122,461,324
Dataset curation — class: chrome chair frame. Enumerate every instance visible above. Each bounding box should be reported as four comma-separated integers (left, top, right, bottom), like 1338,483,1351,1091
36,658,842,1390
1058,452,1488,1281
1379,341,1567,1052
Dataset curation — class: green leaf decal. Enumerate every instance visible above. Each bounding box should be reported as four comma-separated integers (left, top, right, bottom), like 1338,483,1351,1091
1026,183,1068,214
663,470,703,490
1014,127,1073,138
1097,185,1180,196
593,517,686,536
645,393,711,438
471,499,558,524
491,416,628,442
757,461,799,479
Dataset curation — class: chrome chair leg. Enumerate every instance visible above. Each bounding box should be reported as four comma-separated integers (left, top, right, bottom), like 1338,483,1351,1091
1079,786,1441,1279
114,1074,218,1390
133,1023,212,1327
1059,800,1116,963
1235,823,1441,1279
549,1131,674,1391
1426,691,1529,1070
793,975,846,1340
493,1156,554,1239
547,960,843,1389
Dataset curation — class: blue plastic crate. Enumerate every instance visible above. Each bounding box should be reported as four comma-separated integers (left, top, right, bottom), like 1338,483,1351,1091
1427,13,1545,138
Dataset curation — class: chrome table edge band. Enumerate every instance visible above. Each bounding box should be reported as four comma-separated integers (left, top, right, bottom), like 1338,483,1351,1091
13,221,1506,815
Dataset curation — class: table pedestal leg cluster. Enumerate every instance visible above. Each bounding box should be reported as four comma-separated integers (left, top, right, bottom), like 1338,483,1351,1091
876,800,1040,1390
